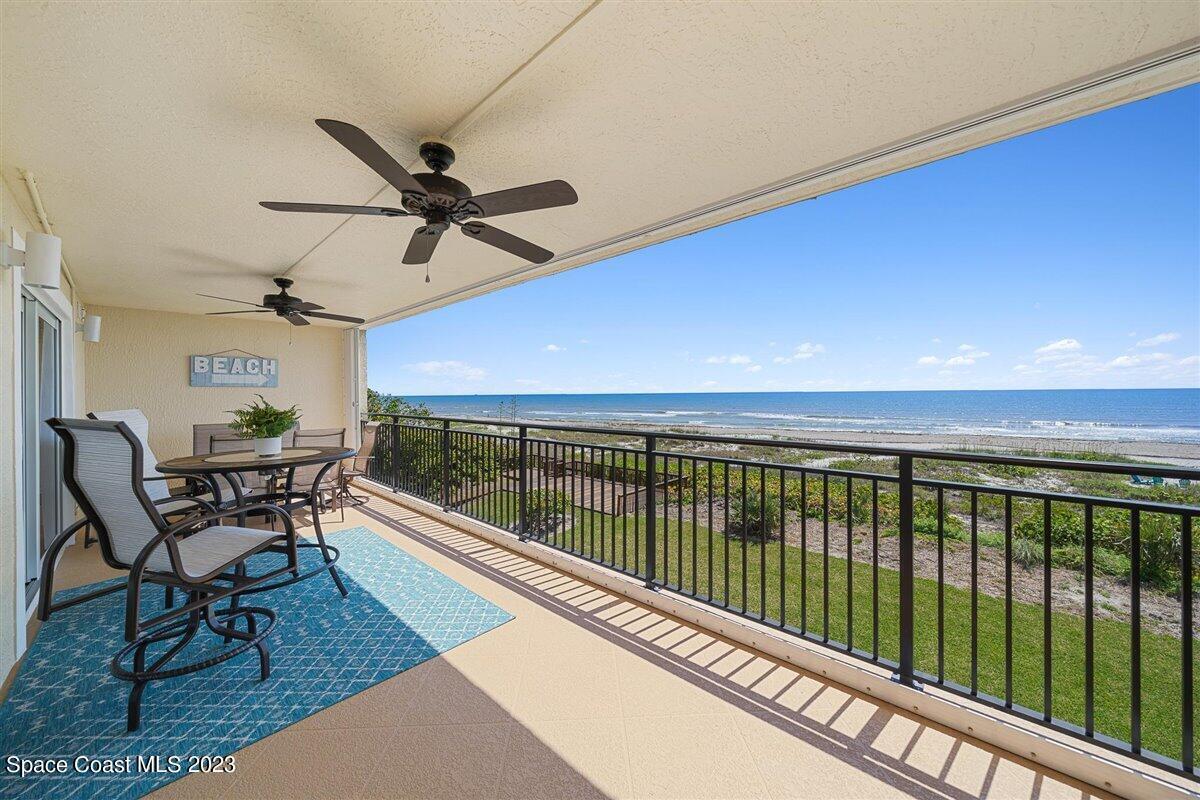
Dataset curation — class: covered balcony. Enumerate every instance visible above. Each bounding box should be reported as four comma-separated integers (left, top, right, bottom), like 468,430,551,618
1,2,1198,798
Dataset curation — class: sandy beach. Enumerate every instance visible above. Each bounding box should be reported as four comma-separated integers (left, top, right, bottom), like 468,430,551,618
543,420,1200,467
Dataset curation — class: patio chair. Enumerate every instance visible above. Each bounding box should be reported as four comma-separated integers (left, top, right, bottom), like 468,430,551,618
334,422,380,517
291,427,346,517
44,417,299,731
80,410,213,548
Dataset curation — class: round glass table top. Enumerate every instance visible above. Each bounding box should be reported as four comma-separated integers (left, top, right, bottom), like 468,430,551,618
203,448,322,464
157,445,356,474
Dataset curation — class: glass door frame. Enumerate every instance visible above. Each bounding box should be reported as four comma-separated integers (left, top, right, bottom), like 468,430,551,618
20,291,63,605
11,273,77,637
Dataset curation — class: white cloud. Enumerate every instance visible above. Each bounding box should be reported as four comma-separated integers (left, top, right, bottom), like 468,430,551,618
1012,364,1032,373
577,338,590,345
705,354,752,365
1035,338,1082,355
407,360,486,381
944,353,989,367
1107,352,1172,369
930,337,942,344
1180,355,1200,367
745,364,763,373
1034,338,1084,364
916,356,942,366
1135,332,1179,348
774,342,825,364
542,344,565,352
701,380,719,387
957,343,976,352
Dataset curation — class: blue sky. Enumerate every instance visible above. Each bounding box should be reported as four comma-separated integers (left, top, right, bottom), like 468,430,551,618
368,85,1199,396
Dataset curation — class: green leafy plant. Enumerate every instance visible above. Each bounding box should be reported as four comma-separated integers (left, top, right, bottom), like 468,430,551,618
228,394,300,439
526,489,568,536
728,485,781,540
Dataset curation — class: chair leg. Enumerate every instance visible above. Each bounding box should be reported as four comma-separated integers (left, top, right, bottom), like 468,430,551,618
223,564,245,644
127,681,147,732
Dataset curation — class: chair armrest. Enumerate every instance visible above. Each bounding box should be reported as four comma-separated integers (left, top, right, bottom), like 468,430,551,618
152,495,217,515
164,502,297,538
143,474,210,497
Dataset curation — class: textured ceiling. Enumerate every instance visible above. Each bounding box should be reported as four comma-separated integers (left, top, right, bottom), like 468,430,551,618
2,1,1197,327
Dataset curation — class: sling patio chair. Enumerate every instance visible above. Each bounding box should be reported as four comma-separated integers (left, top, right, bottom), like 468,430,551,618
42,417,300,731
334,421,380,517
290,427,346,518
79,409,216,548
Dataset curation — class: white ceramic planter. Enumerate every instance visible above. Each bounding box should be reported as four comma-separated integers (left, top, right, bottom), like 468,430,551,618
253,436,283,457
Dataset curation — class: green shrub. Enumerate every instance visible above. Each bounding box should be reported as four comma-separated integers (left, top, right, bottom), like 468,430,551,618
728,485,781,540
1012,538,1043,569
526,489,567,536
1051,545,1130,577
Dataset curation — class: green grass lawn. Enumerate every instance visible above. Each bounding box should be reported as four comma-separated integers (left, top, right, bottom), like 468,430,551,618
459,492,1196,762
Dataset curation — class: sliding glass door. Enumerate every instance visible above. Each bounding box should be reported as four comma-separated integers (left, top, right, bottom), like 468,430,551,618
20,292,62,604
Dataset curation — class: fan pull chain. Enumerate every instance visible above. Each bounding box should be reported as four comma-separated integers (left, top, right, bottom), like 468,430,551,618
425,264,430,283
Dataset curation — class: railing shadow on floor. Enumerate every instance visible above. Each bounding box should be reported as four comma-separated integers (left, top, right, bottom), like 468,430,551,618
357,498,1112,800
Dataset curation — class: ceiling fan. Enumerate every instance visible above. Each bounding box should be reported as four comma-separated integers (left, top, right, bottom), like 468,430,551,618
260,119,577,277
199,277,365,326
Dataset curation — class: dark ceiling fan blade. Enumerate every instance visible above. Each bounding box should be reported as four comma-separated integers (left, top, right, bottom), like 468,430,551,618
285,313,310,326
402,225,445,265
460,221,553,264
292,301,325,311
197,293,267,308
458,179,577,219
260,201,408,217
205,310,273,316
315,119,426,197
302,310,366,324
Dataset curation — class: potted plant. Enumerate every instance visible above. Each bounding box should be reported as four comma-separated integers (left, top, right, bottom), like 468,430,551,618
228,394,300,457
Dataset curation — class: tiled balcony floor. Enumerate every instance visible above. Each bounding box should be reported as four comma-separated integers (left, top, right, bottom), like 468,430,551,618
17,492,1112,800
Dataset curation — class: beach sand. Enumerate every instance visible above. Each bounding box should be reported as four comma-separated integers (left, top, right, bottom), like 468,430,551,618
556,420,1200,467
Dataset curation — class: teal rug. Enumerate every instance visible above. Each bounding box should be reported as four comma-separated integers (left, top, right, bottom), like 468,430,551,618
0,526,512,799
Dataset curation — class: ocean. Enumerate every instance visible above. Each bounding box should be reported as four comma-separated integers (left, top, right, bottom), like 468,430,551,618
399,389,1200,443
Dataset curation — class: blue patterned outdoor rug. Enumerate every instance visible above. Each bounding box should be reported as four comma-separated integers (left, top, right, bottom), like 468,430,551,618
0,526,512,799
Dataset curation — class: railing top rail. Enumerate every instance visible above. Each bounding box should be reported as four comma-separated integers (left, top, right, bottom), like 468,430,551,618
368,413,1200,480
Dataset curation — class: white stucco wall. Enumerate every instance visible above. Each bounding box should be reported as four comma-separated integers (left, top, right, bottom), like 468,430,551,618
83,305,346,460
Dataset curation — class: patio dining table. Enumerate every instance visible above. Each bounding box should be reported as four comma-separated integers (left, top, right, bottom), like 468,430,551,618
157,445,355,597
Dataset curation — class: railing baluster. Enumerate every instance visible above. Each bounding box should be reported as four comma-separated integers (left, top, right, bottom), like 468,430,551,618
937,486,944,682
518,426,528,540
1183,513,1194,774
897,455,914,687
847,476,853,652
971,490,978,696
872,478,879,660
1043,498,1052,721
800,470,807,634
1130,508,1141,753
723,464,730,607
692,458,699,597
1005,494,1013,708
441,419,451,509
760,464,767,620
780,468,787,628
708,460,714,601
644,435,656,588
741,465,748,611
1084,503,1094,736
822,472,829,643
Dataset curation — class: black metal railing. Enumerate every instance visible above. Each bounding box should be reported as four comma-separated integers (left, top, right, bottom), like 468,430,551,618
366,412,1199,778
